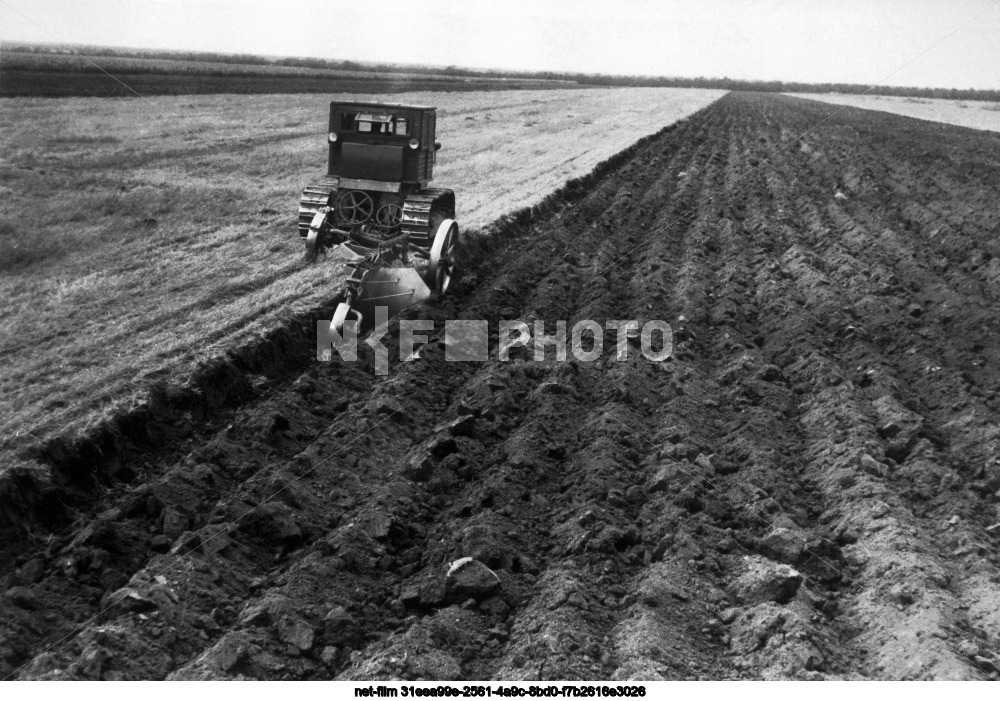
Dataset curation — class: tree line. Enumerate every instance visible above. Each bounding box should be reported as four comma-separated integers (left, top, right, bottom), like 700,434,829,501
7,42,998,102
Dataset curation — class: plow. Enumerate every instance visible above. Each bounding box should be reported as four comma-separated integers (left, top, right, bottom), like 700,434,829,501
298,102,459,334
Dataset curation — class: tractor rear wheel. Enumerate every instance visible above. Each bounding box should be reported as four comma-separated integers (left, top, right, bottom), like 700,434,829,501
427,219,458,294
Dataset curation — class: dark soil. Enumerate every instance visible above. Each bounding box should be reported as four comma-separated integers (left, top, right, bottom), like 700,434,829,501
3,92,1000,680
0,68,576,98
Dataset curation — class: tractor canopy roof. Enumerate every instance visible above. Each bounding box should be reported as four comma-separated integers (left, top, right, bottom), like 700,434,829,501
330,101,436,113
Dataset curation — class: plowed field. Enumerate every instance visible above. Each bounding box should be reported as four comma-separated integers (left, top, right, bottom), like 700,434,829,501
4,91,1000,681
790,93,1000,133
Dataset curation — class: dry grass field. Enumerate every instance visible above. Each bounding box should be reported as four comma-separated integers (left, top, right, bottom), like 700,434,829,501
0,87,724,450
791,93,1000,132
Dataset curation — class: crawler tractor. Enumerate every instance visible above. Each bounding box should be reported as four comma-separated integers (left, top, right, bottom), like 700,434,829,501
299,102,458,333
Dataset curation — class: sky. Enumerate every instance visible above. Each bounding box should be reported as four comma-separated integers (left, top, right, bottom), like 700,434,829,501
1,0,998,89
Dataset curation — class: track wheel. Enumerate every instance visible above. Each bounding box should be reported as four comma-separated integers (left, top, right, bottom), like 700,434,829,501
331,302,363,334
427,219,458,294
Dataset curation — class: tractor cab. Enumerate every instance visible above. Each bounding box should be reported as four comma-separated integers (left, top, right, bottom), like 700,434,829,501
328,102,441,186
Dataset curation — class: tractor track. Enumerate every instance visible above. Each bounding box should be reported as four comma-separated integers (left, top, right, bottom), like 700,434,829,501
3,92,1000,680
